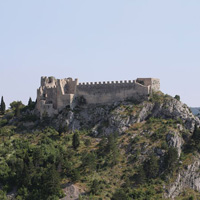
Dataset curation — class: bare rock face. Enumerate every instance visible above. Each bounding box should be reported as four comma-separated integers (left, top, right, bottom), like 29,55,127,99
56,96,200,137
165,159,200,199
137,102,154,122
150,98,200,132
166,131,184,157
60,183,85,200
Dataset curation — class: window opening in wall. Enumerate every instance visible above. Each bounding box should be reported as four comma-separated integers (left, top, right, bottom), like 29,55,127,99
137,80,144,85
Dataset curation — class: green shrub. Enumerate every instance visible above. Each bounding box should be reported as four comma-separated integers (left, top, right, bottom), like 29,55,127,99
164,147,178,174
112,189,129,200
84,138,91,147
0,119,7,127
70,169,81,182
0,190,7,200
174,95,180,101
143,154,159,179
90,179,101,195
161,141,168,150
72,132,80,150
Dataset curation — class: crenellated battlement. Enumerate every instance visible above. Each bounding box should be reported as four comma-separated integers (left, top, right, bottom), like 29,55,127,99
78,80,136,86
36,76,160,117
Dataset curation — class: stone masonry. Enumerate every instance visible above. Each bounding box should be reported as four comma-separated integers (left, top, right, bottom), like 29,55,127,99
36,77,160,116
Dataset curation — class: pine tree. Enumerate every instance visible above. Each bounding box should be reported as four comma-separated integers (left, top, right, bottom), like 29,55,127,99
90,179,100,195
105,134,120,166
174,95,180,101
112,189,128,200
15,103,20,117
97,137,107,156
28,97,33,106
72,132,80,150
70,168,80,182
10,101,24,116
0,96,6,114
81,152,96,172
105,135,115,153
143,154,159,179
134,167,146,185
42,165,61,197
164,147,178,174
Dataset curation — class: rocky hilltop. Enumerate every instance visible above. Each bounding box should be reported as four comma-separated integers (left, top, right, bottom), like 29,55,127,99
1,92,200,199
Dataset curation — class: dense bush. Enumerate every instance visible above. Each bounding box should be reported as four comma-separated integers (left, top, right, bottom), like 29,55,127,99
0,128,70,199
164,147,179,174
174,95,180,101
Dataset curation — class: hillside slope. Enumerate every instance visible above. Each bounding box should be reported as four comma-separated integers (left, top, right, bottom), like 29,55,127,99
1,92,200,200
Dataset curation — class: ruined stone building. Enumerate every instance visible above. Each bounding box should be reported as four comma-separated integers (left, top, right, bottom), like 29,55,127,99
36,77,160,116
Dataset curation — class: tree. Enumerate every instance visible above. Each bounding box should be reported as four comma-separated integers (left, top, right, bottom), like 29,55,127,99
70,168,80,182
0,190,7,200
58,123,63,136
72,132,80,150
164,147,178,174
16,187,29,200
174,95,180,101
15,103,21,117
10,101,23,110
143,154,159,179
42,165,61,198
105,134,120,166
0,96,6,114
28,97,33,106
97,137,107,156
81,152,96,172
10,101,24,117
112,189,128,200
28,97,36,110
90,179,101,195
58,123,68,136
105,134,116,153
134,167,146,185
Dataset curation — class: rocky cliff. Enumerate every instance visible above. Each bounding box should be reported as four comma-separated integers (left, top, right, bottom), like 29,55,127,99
55,92,199,135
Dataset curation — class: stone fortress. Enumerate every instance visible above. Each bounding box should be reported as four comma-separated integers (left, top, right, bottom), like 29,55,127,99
36,77,160,116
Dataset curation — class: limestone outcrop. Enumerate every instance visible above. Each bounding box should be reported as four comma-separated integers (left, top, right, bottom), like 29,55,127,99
60,183,85,200
54,95,199,137
165,158,200,199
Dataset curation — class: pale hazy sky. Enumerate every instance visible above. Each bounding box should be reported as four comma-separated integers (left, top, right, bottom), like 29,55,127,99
0,0,200,107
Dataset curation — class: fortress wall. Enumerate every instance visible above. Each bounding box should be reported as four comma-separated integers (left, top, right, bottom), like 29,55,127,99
56,79,78,109
57,94,74,110
59,78,78,94
39,100,58,116
76,81,150,105
151,78,160,91
37,77,78,115
41,76,57,88
36,86,57,110
38,87,57,109
136,78,160,92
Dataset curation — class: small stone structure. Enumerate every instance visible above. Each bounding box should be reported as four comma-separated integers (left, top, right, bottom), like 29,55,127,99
36,76,160,116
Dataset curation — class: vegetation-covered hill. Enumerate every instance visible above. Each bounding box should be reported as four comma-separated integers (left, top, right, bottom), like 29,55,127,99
0,93,200,200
